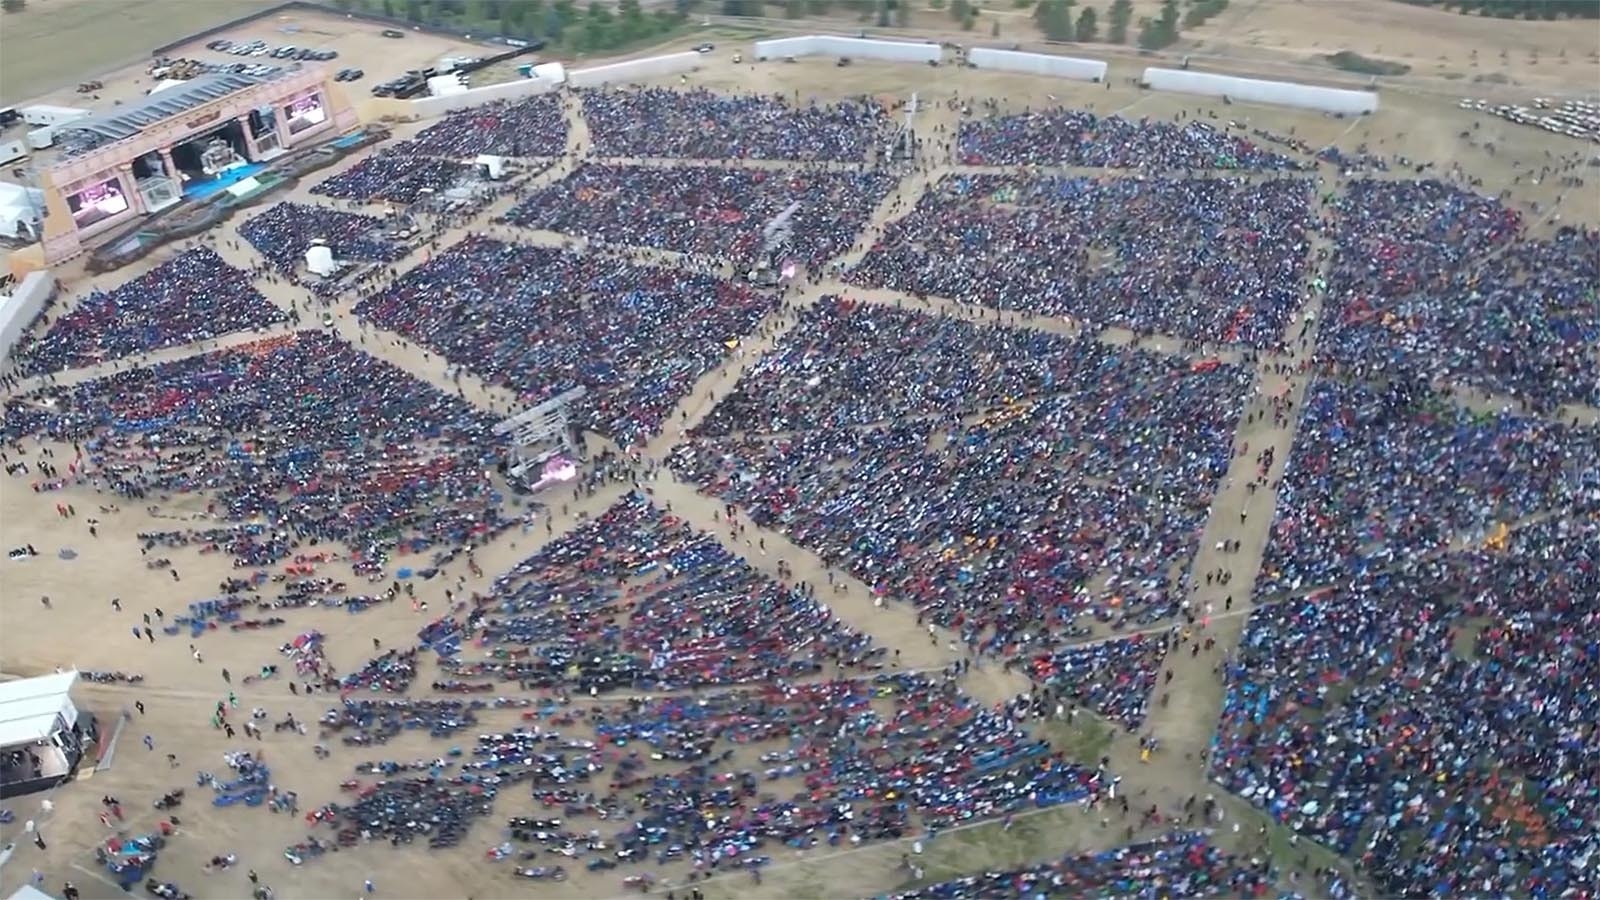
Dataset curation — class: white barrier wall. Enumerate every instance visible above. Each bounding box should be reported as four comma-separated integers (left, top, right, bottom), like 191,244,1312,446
968,48,1105,82
408,76,559,118
754,35,941,64
1143,68,1378,115
568,52,703,88
0,271,57,371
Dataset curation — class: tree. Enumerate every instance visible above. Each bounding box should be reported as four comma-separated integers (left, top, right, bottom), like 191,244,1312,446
806,0,832,12
1075,5,1097,40
895,0,910,26
877,0,891,25
950,0,968,20
991,17,1000,33
1039,0,1075,40
617,0,645,39
962,5,977,28
1107,0,1133,42
785,0,805,16
0,0,25,11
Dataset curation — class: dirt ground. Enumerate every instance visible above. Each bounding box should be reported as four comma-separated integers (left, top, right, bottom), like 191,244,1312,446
1,9,1598,900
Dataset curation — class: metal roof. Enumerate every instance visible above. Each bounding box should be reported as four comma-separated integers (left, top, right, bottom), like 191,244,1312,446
61,72,277,151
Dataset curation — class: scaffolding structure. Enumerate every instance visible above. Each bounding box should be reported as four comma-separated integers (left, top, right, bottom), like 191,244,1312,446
748,199,800,285
886,92,919,163
493,386,586,481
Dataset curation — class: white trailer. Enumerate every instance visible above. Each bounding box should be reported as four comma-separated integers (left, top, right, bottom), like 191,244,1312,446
0,139,26,165
20,105,92,127
25,126,56,150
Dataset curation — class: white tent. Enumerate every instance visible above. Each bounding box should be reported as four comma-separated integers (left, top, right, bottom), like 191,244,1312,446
0,671,79,748
428,74,469,98
8,884,60,900
532,62,566,86
474,154,506,180
0,181,43,241
306,244,336,277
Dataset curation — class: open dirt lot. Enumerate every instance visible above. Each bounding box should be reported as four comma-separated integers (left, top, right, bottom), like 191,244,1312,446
0,7,1597,900
0,0,276,104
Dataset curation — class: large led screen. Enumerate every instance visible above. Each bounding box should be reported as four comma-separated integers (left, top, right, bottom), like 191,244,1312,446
284,93,327,135
67,177,130,227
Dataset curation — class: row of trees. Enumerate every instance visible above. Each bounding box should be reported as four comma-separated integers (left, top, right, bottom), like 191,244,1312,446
1036,0,1230,50
332,0,697,53
1396,0,1600,18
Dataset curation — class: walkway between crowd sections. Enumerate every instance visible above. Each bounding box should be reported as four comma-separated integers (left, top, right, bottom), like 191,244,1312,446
1445,382,1600,427
3,321,302,395
588,155,867,173
1136,173,1338,762
945,163,1319,184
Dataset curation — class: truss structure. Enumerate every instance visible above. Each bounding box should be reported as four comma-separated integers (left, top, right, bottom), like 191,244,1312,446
493,386,587,481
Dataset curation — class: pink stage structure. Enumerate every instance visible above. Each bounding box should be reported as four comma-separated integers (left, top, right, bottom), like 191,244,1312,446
36,66,358,264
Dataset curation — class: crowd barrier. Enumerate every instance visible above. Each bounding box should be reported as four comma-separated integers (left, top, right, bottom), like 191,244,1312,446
568,52,703,88
968,48,1105,82
754,35,941,64
1142,67,1378,115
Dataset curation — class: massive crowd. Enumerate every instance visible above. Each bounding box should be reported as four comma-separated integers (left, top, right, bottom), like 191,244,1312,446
588,671,1104,855
11,247,286,376
1256,379,1600,596
956,108,1309,171
312,145,477,205
427,493,880,691
1216,513,1600,898
411,94,568,158
2,332,508,566
884,831,1277,899
11,79,1599,899
694,296,1109,434
502,163,898,267
354,236,776,447
671,303,1249,651
1027,634,1168,730
238,202,411,278
581,88,892,162
848,174,1315,348
1318,179,1600,409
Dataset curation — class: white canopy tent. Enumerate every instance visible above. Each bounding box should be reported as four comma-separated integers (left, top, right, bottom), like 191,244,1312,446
0,671,80,749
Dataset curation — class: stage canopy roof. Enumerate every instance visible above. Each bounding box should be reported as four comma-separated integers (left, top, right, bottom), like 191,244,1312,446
0,670,78,747
60,72,280,152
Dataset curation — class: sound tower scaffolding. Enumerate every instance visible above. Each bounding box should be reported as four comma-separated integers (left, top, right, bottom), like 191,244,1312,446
494,386,587,484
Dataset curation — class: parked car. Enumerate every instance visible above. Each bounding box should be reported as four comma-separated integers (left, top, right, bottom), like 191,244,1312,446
381,29,405,38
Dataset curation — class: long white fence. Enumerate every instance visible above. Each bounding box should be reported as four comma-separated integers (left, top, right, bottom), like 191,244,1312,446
1143,68,1378,115
407,76,560,117
754,36,941,64
967,48,1105,82
568,52,703,88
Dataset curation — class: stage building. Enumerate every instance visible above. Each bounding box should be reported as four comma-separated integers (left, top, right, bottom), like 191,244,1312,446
35,67,357,263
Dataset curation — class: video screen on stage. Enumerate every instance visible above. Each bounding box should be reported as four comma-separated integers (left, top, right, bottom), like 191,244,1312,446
283,93,327,135
66,177,130,226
